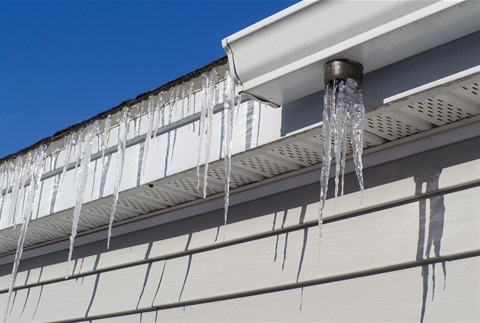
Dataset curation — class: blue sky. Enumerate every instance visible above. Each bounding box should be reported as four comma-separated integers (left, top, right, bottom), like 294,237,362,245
0,0,298,158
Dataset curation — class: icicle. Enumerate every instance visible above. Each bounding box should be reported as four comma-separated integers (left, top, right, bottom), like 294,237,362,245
142,99,155,176
66,122,99,278
187,81,195,130
0,163,6,220
133,103,143,137
1,162,13,220
222,71,236,228
154,94,164,148
318,80,334,244
203,70,217,197
50,149,59,171
4,146,46,323
348,79,365,195
196,69,217,198
7,157,23,226
181,86,186,119
318,78,366,245
73,131,83,179
187,81,195,114
97,115,112,196
196,74,208,191
13,153,33,229
99,115,112,166
57,132,75,194
170,87,179,121
333,80,347,199
48,149,62,214
107,107,130,249
167,87,179,166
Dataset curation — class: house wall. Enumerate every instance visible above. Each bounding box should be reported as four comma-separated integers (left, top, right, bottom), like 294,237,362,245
1,133,478,322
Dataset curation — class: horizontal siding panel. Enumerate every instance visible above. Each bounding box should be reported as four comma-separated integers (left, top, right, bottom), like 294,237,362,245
2,185,478,322
2,156,477,291
73,257,480,322
150,257,480,322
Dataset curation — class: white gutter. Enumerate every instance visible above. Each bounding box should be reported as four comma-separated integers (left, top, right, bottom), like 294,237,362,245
222,0,480,107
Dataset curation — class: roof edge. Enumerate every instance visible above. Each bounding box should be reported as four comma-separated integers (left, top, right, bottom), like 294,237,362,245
0,56,228,164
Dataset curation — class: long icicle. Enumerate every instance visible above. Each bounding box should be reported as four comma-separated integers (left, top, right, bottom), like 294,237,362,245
186,81,195,130
154,94,164,148
4,146,46,323
202,69,217,198
1,162,13,225
0,161,9,223
0,163,6,220
168,86,179,164
73,130,83,180
48,149,61,214
318,79,335,246
348,79,366,196
58,132,75,193
142,98,155,176
318,78,366,248
196,74,209,192
13,153,33,229
98,115,112,197
222,71,236,229
66,121,99,278
7,157,23,227
107,107,130,249
99,115,112,169
333,80,347,199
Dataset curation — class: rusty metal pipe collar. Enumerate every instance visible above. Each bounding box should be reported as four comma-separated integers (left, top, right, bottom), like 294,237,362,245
324,59,364,85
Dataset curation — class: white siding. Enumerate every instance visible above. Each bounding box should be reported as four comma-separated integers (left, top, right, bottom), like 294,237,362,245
1,136,478,322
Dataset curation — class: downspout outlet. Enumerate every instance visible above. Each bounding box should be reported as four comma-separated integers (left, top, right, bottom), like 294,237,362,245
324,59,364,86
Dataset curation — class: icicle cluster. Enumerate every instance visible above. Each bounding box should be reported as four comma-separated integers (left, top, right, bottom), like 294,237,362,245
0,67,244,322
2,146,47,323
66,121,100,277
318,78,365,243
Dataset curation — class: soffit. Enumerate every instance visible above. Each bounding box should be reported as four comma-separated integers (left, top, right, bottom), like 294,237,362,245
0,73,478,256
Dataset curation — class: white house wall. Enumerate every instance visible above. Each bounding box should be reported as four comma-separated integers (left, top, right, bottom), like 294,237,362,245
0,135,479,322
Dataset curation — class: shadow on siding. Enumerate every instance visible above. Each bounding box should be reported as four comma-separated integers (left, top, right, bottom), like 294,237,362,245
415,167,446,323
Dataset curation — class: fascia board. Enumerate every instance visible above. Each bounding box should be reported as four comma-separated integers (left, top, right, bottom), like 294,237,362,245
222,0,480,106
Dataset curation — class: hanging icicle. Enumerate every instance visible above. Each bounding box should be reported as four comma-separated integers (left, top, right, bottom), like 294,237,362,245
0,163,7,219
107,107,131,249
66,121,100,278
222,71,236,229
58,132,75,194
0,162,12,225
196,74,209,192
142,99,155,176
154,94,164,148
196,69,218,198
167,86,179,166
99,115,112,166
187,81,195,130
7,157,23,227
4,146,46,322
318,77,365,245
13,153,33,230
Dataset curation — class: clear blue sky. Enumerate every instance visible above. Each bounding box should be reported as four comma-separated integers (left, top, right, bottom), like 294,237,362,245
0,0,298,159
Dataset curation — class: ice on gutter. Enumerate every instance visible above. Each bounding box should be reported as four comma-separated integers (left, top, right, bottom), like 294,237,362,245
0,60,242,319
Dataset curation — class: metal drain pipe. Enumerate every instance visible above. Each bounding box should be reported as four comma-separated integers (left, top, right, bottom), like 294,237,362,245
324,59,364,85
